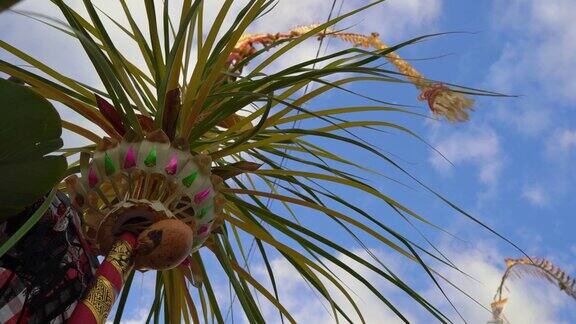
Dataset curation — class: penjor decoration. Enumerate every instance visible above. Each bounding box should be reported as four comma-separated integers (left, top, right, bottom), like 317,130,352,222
0,1,510,323
56,23,470,319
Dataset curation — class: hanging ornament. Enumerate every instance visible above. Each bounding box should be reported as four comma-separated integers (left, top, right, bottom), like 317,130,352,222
230,26,475,122
66,130,225,268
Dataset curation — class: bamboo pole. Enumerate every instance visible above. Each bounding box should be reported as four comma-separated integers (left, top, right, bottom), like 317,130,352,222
68,232,137,324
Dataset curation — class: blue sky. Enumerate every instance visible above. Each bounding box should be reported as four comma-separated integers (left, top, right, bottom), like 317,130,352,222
1,0,575,323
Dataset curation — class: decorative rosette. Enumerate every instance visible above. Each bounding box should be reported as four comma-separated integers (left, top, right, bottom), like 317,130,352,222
65,130,224,266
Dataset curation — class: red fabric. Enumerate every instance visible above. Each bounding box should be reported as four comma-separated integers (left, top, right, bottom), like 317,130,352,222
67,301,97,324
97,262,123,293
69,232,137,324
119,232,138,249
0,268,28,324
97,233,137,292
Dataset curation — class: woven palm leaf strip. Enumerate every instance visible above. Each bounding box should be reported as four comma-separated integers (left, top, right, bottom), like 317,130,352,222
490,257,576,323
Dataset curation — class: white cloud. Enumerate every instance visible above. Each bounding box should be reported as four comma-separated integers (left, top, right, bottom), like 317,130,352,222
250,0,441,39
1,0,443,149
430,242,571,323
429,127,502,185
522,185,548,206
94,244,576,324
3,0,442,77
553,129,576,153
546,129,576,161
491,101,552,137
244,0,443,75
489,0,576,102
372,0,442,39
106,271,156,323
252,249,419,324
106,308,149,324
484,0,576,140
250,243,573,323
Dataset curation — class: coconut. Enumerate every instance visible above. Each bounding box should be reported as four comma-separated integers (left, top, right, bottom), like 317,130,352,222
134,219,194,270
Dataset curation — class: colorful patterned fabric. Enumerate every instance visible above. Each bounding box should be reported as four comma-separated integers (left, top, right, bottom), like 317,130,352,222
0,191,97,324
0,269,28,323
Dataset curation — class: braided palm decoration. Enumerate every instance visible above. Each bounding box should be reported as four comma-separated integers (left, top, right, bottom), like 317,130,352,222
231,25,475,122
490,257,576,323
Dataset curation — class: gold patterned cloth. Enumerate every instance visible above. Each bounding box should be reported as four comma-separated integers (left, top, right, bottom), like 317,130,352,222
68,233,136,324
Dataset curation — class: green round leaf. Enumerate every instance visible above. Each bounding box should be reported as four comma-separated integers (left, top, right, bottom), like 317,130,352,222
0,0,22,13
0,78,66,218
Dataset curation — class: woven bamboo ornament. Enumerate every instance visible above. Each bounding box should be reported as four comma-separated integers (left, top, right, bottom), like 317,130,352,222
66,130,225,270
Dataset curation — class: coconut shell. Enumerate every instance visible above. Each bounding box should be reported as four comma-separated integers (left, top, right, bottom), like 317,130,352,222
134,219,194,270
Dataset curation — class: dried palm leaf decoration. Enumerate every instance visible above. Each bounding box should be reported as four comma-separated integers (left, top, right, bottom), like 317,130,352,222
490,257,576,323
232,25,475,122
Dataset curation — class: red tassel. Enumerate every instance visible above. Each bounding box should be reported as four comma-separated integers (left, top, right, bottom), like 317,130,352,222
418,83,448,114
96,94,126,136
